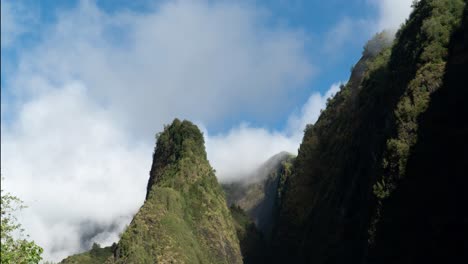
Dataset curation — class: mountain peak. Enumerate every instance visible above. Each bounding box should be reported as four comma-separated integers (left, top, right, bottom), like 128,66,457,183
113,119,243,263
146,119,207,199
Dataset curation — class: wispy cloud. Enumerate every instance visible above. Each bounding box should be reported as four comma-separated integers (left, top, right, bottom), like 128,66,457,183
323,17,368,54
324,0,414,55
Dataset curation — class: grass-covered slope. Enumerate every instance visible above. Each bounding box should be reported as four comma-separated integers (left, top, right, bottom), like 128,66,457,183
273,1,467,263
110,119,242,264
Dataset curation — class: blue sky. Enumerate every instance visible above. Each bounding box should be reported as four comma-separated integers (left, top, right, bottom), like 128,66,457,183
1,0,413,261
2,0,394,132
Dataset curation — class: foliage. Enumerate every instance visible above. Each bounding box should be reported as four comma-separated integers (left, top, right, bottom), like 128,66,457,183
377,0,465,196
273,0,467,263
1,188,43,264
59,243,115,264
367,1,468,262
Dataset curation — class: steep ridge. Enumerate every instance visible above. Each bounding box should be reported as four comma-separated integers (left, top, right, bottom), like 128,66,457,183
272,1,467,263
272,33,394,264
109,119,242,263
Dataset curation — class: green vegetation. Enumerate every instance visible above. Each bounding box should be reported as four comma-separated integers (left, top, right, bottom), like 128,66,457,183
111,119,242,264
367,1,468,262
374,0,465,198
369,0,465,246
272,0,467,263
1,188,43,264
59,243,115,264
271,32,395,262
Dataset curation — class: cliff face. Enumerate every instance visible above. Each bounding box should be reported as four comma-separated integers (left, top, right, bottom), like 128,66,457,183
111,119,242,264
272,0,467,263
223,152,294,263
223,152,294,238
367,2,468,262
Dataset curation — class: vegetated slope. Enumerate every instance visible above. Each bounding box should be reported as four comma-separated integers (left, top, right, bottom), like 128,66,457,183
367,1,468,262
272,0,467,263
60,243,114,264
272,32,394,263
223,151,294,237
108,119,242,264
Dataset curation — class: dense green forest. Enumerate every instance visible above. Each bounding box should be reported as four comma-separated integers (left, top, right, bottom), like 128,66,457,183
7,0,466,263
273,0,468,263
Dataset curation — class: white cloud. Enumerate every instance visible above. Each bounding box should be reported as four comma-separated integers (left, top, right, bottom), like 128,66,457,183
206,124,299,182
325,0,414,54
286,82,341,137
1,83,152,261
10,0,313,139
373,0,415,32
206,82,342,182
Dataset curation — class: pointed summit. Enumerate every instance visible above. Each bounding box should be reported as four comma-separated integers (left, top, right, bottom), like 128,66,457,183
111,119,242,264
146,119,207,199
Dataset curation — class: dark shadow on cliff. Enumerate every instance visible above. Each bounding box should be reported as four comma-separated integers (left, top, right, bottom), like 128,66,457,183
367,5,468,263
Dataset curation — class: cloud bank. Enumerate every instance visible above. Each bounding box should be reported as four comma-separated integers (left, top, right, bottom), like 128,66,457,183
8,0,313,139
2,83,151,260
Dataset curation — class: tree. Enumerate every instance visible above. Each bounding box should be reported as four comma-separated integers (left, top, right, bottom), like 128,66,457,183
1,187,43,263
